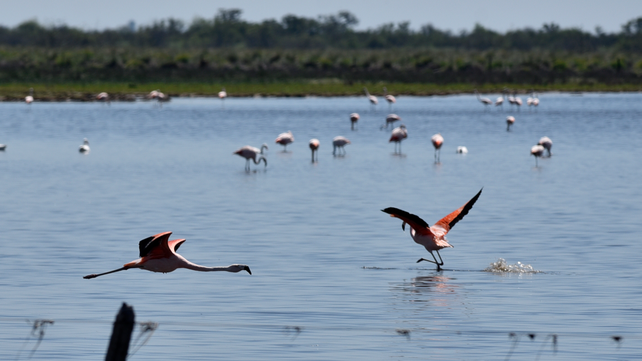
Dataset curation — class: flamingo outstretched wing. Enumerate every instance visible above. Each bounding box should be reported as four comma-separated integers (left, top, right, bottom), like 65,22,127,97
168,239,186,252
382,207,433,236
138,231,173,258
433,189,482,234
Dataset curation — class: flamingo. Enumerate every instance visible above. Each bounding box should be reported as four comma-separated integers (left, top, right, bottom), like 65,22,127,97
506,116,515,131
25,88,34,104
83,231,251,279
431,133,444,163
234,144,268,171
389,125,407,154
0,144,6,151
79,138,90,153
538,136,552,157
96,92,109,102
474,89,492,107
332,136,350,156
218,87,227,99
363,87,378,109
531,144,545,167
275,131,294,151
495,91,504,107
309,139,320,162
382,188,483,271
513,90,522,109
383,87,396,110
456,146,468,154
381,114,401,129
147,90,160,99
507,88,516,106
350,113,360,130
530,91,540,107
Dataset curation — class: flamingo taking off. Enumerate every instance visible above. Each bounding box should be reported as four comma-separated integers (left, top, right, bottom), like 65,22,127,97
531,144,545,167
83,231,251,279
234,144,268,171
275,131,294,151
309,138,320,162
332,136,350,156
381,114,401,129
506,116,515,131
474,89,492,107
383,87,396,110
382,188,483,271
364,88,378,108
79,138,90,153
25,88,34,104
218,87,227,99
389,125,407,154
538,136,552,157
431,133,444,163
350,113,360,130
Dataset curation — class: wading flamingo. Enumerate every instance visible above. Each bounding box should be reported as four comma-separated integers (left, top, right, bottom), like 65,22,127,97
363,88,378,109
383,87,396,110
506,116,515,131
275,131,294,151
389,125,407,154
381,114,401,129
79,138,90,153
431,133,444,163
25,88,34,104
332,136,350,156
474,89,492,107
495,91,504,107
96,92,109,102
531,144,545,167
83,232,251,279
309,138,320,162
382,188,483,271
513,90,522,109
538,136,552,157
456,146,468,154
218,87,227,99
350,113,360,130
234,144,268,171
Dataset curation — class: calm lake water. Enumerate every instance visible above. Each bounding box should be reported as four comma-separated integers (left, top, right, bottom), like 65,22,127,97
0,93,641,360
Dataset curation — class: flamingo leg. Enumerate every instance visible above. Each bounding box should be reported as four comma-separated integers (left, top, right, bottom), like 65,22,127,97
416,251,444,271
83,266,131,279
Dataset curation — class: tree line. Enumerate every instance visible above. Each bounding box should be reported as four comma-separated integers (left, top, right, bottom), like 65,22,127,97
1,9,642,52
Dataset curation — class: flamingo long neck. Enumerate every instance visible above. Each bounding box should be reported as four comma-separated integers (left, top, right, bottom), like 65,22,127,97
252,157,266,166
260,145,267,154
181,259,235,272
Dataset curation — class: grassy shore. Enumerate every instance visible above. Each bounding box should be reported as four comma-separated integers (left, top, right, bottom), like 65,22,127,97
1,81,641,101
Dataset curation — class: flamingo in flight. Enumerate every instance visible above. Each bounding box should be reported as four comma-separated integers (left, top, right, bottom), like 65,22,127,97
332,136,350,156
389,124,407,154
383,87,396,110
382,188,483,271
309,138,320,162
431,133,444,163
363,88,378,109
83,232,251,279
381,114,401,129
474,89,492,107
350,113,360,130
79,138,90,153
275,131,294,151
25,88,34,104
234,144,268,171
506,116,515,131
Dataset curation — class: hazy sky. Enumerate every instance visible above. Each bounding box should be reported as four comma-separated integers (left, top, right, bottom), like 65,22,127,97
2,0,642,33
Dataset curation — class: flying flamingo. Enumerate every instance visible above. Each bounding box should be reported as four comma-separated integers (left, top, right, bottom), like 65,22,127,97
275,131,294,151
538,136,552,157
506,116,515,131
309,139,320,162
234,144,268,171
83,231,251,279
332,136,350,156
79,138,90,153
25,88,34,104
474,89,492,107
389,124,407,154
431,133,444,163
383,87,396,110
350,113,360,130
382,188,483,271
363,88,378,109
381,114,401,129
531,144,545,167
218,87,227,99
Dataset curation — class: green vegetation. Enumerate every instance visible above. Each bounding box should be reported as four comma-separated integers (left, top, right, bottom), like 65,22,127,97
2,10,642,98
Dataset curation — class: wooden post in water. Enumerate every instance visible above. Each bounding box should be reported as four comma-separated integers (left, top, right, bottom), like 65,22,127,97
105,303,135,361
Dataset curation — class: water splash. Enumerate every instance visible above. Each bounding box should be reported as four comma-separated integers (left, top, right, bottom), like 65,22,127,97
484,258,540,274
